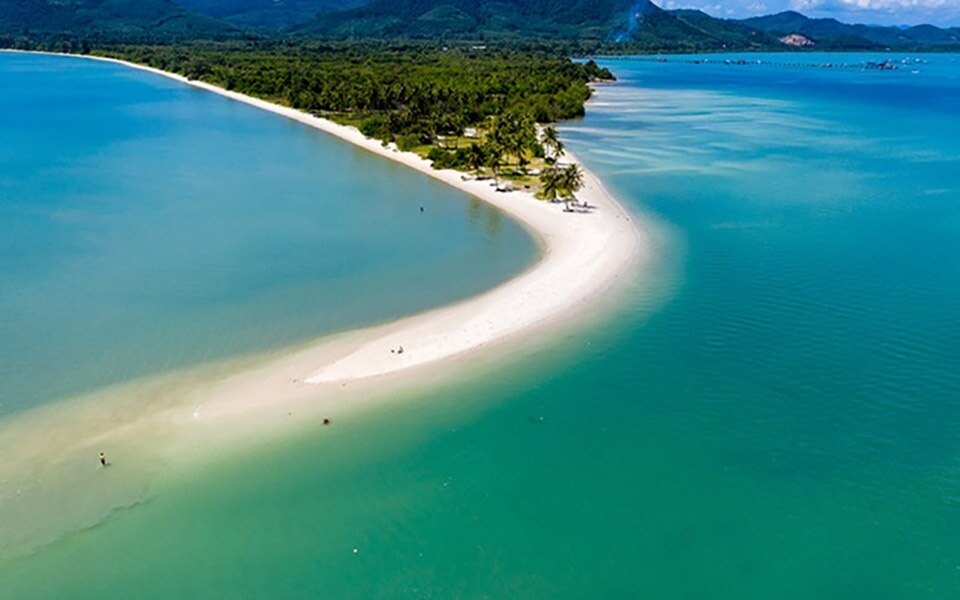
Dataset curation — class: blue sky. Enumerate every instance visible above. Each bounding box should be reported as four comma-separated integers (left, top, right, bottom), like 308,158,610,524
656,0,960,26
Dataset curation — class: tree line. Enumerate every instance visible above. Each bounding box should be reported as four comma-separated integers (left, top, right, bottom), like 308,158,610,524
87,42,613,154
0,38,612,201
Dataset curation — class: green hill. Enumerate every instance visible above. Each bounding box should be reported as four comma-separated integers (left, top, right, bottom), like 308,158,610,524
292,0,781,50
293,1,960,50
649,9,779,48
292,0,643,39
2,0,957,50
0,0,242,39
171,0,365,30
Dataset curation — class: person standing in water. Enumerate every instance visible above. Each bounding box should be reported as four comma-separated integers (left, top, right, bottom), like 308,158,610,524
99,452,107,467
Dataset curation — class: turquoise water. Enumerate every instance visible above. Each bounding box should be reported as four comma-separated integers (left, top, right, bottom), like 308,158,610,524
0,53,536,416
2,52,960,598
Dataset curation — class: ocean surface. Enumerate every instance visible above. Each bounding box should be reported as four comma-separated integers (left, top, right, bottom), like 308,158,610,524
0,53,536,417
2,52,960,598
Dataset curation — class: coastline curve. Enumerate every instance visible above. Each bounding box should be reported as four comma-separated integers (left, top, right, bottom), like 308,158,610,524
0,49,651,560
2,50,646,389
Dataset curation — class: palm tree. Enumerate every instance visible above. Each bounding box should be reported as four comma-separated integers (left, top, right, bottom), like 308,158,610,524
489,112,536,175
536,166,562,202
511,114,537,174
483,141,505,185
440,112,465,149
541,126,564,163
559,164,584,211
466,143,486,176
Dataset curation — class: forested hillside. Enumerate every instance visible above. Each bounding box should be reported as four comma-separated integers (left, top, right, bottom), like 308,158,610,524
1,0,958,50
292,0,778,50
0,0,241,39
172,0,365,30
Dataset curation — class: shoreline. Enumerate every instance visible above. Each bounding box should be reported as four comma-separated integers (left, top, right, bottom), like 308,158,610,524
0,50,651,559
34,49,646,388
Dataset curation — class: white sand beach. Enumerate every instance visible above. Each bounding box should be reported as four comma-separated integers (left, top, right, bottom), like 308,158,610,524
0,50,651,558
68,52,646,394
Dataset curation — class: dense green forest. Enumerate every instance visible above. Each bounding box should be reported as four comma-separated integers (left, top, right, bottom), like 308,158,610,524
75,42,613,182
100,43,609,128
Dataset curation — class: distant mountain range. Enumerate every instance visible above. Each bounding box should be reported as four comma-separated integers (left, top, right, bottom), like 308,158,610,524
0,0,241,39
287,0,960,49
743,10,960,48
1,0,958,49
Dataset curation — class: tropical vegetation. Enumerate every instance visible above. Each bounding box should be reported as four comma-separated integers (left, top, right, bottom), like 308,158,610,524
52,41,612,189
538,163,585,210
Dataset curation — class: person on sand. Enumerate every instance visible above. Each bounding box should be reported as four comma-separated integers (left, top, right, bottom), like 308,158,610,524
99,452,107,467
398,345,404,354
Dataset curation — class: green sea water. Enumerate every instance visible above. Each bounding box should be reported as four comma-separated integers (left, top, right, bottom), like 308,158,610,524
2,53,960,598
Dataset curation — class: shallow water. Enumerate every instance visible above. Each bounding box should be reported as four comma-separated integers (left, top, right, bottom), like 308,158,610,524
2,52,960,598
0,53,536,416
